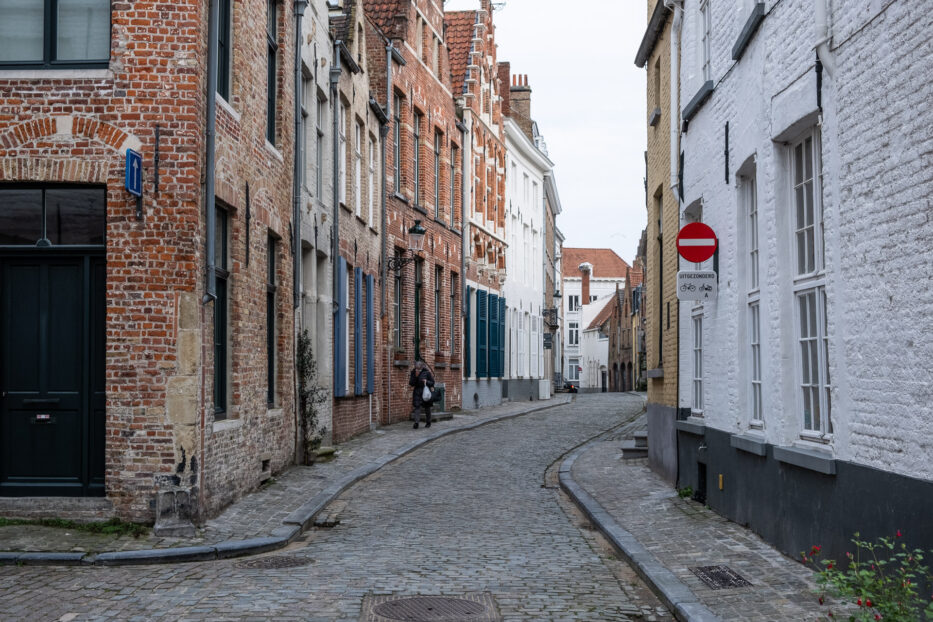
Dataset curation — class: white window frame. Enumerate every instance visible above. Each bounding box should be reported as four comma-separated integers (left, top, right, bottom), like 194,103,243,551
699,0,712,82
338,98,347,206
568,357,579,382
316,95,326,201
568,321,579,346
741,172,762,427
368,135,376,225
692,314,703,414
354,121,362,217
790,129,831,438
748,302,762,427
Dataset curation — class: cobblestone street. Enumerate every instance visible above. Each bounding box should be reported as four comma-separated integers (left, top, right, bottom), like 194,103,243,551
0,394,672,621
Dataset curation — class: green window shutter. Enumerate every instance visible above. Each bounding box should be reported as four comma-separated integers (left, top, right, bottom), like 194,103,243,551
488,294,499,378
477,290,487,378
498,297,506,379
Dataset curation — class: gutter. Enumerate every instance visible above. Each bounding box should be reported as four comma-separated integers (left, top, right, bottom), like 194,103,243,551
292,0,308,464
331,40,342,391
204,0,219,304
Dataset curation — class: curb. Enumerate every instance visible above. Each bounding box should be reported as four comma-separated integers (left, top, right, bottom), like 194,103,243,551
1,395,573,567
558,443,721,622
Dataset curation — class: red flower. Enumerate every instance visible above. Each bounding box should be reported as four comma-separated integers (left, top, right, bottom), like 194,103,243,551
818,596,824,605
857,599,862,606
874,615,881,621
866,599,872,607
896,530,902,538
828,561,834,569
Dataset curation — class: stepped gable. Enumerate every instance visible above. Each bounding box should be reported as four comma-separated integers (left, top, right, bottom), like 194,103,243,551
444,11,476,95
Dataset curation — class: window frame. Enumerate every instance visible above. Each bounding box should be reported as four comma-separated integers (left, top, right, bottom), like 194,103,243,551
699,0,712,82
393,250,402,348
393,92,402,194
214,205,230,420
0,183,106,247
266,0,279,145
692,314,703,415
217,0,232,99
434,265,442,353
266,234,277,406
412,109,422,206
568,321,579,346
354,119,363,217
450,144,458,228
316,95,326,201
0,0,112,70
368,134,376,225
434,130,442,218
338,98,347,206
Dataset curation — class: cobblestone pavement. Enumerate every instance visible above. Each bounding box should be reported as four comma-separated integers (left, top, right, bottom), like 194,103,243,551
570,427,824,621
0,393,676,621
0,396,572,553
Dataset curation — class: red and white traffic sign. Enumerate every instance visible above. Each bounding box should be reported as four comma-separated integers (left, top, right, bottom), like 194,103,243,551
676,222,718,263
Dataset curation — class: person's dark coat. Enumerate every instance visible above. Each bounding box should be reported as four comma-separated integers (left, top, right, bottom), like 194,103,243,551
409,367,435,407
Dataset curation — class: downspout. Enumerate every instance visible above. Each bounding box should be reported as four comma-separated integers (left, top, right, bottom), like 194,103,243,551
292,0,307,461
814,0,835,79
664,0,683,197
457,117,468,391
382,40,394,426
204,0,219,305
330,41,342,370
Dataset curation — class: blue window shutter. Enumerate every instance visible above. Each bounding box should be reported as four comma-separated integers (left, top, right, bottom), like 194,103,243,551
335,257,347,397
465,286,472,378
488,294,499,378
477,290,487,378
366,274,374,394
499,298,505,376
354,267,362,395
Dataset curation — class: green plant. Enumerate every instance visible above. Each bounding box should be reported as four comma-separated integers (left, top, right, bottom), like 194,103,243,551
677,486,693,499
297,330,329,458
0,517,149,538
803,532,933,621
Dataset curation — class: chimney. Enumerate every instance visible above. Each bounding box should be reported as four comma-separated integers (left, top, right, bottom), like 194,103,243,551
509,73,534,141
498,62,511,117
579,262,592,306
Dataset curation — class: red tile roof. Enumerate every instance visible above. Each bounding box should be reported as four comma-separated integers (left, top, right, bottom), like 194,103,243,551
445,11,476,96
362,0,405,38
562,248,632,280
586,296,617,331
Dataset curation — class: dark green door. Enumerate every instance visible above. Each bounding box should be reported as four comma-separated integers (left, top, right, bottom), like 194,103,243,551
0,254,105,496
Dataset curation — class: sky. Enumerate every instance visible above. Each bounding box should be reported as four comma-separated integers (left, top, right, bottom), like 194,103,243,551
443,0,648,263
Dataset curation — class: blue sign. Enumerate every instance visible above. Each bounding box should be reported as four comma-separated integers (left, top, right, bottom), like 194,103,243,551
125,149,142,197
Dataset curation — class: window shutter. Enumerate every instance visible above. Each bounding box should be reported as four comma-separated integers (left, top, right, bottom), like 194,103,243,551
465,286,472,378
499,297,506,378
335,257,347,397
366,273,374,394
477,290,487,378
354,266,362,396
488,294,499,378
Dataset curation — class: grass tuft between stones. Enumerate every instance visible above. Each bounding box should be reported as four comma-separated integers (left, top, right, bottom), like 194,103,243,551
0,517,149,538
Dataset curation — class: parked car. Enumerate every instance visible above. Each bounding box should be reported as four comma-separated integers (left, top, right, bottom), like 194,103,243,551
562,381,578,393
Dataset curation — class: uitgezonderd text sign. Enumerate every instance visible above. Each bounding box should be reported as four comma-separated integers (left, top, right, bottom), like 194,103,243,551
677,271,718,301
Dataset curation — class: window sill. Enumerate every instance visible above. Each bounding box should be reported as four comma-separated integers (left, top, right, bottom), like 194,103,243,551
412,204,428,215
774,444,836,475
648,107,662,127
0,67,112,80
682,80,715,128
355,214,368,226
450,363,461,370
646,367,664,378
213,417,243,433
675,418,706,436
393,359,410,367
730,432,767,456
339,202,352,214
217,95,241,122
265,140,284,162
392,192,410,204
267,407,283,418
732,2,765,61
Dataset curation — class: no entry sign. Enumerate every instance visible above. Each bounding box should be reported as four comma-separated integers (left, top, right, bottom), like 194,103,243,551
676,222,718,263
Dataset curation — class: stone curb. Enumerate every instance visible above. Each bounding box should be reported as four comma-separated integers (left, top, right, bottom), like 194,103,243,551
559,444,721,622
0,395,572,567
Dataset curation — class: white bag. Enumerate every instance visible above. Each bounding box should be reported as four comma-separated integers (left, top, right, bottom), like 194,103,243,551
422,385,432,402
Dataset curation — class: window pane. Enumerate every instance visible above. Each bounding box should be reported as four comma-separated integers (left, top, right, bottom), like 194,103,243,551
45,188,106,245
214,208,227,270
57,0,110,61
0,0,44,62
0,188,43,244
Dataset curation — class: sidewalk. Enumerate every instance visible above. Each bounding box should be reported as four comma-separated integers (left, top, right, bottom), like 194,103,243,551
0,394,572,565
561,413,824,622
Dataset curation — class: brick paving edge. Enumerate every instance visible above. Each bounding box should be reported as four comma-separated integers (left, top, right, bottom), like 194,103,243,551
558,444,721,622
0,395,574,567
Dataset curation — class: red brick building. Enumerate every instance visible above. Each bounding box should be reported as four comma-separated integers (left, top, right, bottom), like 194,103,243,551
363,0,463,422
0,0,299,524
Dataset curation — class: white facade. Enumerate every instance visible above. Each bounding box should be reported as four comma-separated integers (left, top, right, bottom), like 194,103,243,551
580,295,613,391
675,0,933,481
503,118,551,399
562,266,625,387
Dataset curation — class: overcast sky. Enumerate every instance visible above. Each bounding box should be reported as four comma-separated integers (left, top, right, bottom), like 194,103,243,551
444,0,647,263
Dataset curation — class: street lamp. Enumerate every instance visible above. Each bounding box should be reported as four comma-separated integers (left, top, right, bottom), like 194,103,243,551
387,220,427,272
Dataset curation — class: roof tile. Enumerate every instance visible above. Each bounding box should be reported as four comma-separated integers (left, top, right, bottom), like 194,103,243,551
562,247,632,279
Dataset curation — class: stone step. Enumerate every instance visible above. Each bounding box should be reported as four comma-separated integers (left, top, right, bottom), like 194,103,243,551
621,440,648,460
0,497,115,523
633,431,648,448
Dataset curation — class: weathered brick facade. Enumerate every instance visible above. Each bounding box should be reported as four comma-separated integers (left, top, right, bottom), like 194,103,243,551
364,0,463,423
0,0,298,522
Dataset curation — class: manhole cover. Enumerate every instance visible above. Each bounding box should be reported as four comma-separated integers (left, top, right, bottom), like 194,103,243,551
362,594,499,622
234,555,314,570
690,565,753,590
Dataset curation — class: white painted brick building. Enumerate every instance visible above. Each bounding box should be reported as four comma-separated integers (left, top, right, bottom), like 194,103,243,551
672,0,933,564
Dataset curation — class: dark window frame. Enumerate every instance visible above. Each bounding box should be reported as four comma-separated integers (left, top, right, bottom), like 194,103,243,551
393,92,402,194
0,0,111,70
0,183,106,248
214,206,230,420
217,0,233,100
412,109,422,206
434,130,442,218
434,265,442,352
266,234,277,406
266,0,279,144
450,144,457,228
393,250,402,348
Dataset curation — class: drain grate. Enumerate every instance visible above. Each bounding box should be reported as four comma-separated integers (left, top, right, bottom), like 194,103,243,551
234,555,315,570
362,594,500,622
690,565,753,590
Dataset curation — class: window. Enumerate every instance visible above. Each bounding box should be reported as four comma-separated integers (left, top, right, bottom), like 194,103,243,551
450,273,458,355
747,175,759,290
217,0,232,98
414,258,423,359
266,0,278,144
450,144,458,227
434,131,442,217
0,0,111,69
434,266,442,352
568,321,579,346
699,0,712,82
301,74,311,188
0,185,105,246
316,95,326,201
266,235,277,405
568,295,580,312
354,121,362,217
791,130,831,436
393,250,402,348
413,110,422,205
393,93,402,194
368,136,376,225
692,315,703,413
590,295,597,303
749,302,762,425
214,206,230,419
338,99,347,205
568,358,580,381
518,313,525,376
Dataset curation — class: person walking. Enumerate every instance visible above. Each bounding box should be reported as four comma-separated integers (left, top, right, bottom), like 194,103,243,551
409,360,435,429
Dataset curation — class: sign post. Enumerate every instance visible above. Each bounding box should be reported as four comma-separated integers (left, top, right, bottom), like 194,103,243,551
125,148,143,220
676,223,718,302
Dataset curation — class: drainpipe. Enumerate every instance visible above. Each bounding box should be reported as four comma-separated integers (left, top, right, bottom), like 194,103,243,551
814,0,836,79
292,0,307,463
664,0,683,198
458,117,468,316
204,0,219,304
330,41,342,344
381,41,394,320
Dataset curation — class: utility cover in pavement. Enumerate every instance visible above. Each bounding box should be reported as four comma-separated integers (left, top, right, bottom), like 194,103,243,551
690,565,753,589
234,555,315,569
362,594,500,622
